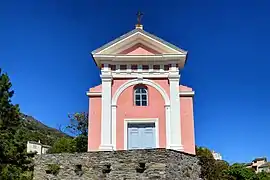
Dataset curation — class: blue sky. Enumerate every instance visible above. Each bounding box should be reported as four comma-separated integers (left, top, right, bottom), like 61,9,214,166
1,0,270,163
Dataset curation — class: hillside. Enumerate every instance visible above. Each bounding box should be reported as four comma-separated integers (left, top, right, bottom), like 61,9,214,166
20,114,71,146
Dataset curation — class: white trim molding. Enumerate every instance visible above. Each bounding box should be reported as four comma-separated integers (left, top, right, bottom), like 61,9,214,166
86,91,195,97
93,54,186,60
94,54,186,69
111,104,117,149
95,31,185,55
86,92,102,97
86,90,195,97
168,74,183,151
111,78,171,150
112,73,169,79
112,78,170,106
179,91,195,97
165,104,171,149
124,118,159,150
99,74,114,151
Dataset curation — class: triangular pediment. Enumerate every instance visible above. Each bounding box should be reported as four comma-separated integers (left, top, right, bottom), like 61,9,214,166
118,43,161,55
92,28,187,56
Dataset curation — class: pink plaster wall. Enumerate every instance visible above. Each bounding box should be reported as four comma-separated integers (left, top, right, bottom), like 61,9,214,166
179,85,193,91
119,43,161,55
88,97,101,151
89,84,102,92
112,79,130,95
153,79,170,98
180,97,195,154
116,84,166,150
88,79,195,154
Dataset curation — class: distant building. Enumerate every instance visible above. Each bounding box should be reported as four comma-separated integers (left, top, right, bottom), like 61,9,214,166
246,157,270,173
27,140,51,155
212,151,222,160
258,162,270,173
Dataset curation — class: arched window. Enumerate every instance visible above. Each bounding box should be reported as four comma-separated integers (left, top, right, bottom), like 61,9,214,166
134,85,148,106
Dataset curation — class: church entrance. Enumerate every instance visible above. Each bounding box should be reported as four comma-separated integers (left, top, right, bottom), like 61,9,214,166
127,122,156,150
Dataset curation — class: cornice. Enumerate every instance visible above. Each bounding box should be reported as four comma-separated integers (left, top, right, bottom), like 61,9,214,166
86,91,195,97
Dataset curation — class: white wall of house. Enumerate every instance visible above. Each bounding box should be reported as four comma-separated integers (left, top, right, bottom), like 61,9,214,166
41,146,50,154
258,166,270,173
27,141,50,155
212,151,222,160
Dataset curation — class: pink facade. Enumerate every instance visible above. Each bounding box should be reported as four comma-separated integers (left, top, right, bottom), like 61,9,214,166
88,80,195,154
180,97,195,154
88,24,195,154
88,97,101,150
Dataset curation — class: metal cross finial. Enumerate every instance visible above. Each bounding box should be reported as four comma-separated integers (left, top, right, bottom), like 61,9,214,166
136,11,143,25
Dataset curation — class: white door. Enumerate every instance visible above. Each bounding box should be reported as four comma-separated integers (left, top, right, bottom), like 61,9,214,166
127,123,156,150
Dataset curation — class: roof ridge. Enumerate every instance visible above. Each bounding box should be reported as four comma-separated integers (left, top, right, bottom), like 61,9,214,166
91,28,186,54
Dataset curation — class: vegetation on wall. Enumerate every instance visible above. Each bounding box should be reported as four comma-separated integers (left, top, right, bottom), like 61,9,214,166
196,146,270,180
46,164,60,176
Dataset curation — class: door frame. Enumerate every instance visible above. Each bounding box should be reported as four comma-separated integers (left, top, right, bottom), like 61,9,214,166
124,118,159,150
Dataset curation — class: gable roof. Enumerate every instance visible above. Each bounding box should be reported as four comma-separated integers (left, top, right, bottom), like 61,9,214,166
245,163,252,166
91,28,187,55
253,157,267,162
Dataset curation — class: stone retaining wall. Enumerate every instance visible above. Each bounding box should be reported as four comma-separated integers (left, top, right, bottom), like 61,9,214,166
33,148,201,180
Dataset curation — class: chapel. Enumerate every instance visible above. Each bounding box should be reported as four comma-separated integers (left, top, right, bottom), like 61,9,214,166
87,15,195,154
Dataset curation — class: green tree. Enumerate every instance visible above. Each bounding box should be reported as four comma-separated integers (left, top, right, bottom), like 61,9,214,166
256,171,270,180
212,160,230,180
0,68,33,179
225,163,257,180
196,146,216,180
196,146,231,180
48,112,88,154
47,137,76,154
66,112,88,152
66,112,88,136
196,146,214,159
196,146,270,180
73,135,88,152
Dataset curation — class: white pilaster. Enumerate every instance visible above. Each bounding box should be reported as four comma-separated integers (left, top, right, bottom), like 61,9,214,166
99,73,113,151
111,104,117,150
165,104,171,149
168,73,183,151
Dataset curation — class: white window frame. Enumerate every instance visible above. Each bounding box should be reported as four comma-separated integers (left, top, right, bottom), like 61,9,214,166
134,85,148,106
124,118,159,150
